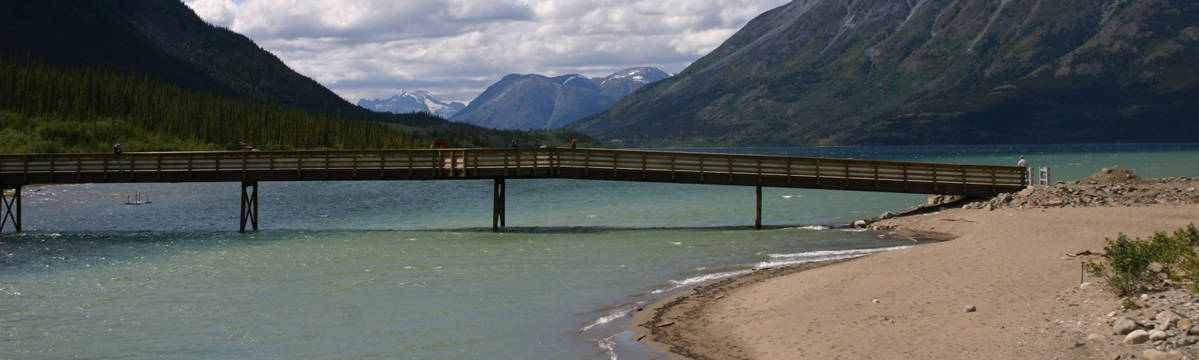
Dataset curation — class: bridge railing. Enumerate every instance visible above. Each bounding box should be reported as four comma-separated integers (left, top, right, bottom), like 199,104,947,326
553,149,1025,188
0,148,1026,191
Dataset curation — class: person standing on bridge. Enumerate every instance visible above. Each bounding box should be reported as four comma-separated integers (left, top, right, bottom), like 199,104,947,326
571,138,578,149
1017,155,1027,168
112,143,122,154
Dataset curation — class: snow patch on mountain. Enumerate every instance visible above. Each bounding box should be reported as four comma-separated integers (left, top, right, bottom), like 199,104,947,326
357,90,466,118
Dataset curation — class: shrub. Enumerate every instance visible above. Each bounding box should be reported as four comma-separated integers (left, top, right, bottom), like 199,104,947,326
1087,224,1199,297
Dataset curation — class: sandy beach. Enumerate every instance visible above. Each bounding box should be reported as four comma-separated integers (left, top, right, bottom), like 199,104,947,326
633,203,1199,359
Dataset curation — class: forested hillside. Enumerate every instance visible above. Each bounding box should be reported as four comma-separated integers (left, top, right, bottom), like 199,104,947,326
0,60,416,152
0,0,591,152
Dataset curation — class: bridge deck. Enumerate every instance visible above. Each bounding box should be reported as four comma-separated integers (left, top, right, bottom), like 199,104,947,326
0,148,1026,196
0,149,1027,232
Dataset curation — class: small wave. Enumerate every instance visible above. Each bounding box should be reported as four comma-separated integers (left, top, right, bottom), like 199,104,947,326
668,269,753,287
581,307,634,333
786,225,829,231
598,336,617,360
760,245,912,268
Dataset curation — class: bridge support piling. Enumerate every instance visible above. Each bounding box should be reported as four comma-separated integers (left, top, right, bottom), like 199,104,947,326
1,186,21,233
755,186,762,230
240,181,259,232
492,178,506,232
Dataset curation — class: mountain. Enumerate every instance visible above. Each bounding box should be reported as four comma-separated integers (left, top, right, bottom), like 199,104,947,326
596,67,674,99
0,0,595,149
570,0,1199,146
0,0,363,116
451,68,670,130
358,90,467,118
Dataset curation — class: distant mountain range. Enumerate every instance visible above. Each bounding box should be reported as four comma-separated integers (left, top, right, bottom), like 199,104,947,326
0,0,592,149
571,0,1199,146
357,90,466,118
451,67,670,130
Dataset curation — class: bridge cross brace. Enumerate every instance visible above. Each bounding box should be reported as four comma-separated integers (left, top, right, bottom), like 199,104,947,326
240,181,259,232
1,186,21,233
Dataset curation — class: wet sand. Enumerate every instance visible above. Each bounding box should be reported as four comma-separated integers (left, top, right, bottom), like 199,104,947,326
632,204,1199,359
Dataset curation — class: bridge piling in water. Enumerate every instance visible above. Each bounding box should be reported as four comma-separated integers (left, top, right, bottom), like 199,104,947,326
755,185,762,230
1,186,20,233
492,178,506,232
240,181,259,232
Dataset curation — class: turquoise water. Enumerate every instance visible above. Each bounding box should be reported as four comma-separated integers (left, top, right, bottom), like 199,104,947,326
2,144,1198,359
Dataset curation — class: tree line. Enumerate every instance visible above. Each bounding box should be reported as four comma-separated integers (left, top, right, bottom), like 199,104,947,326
0,59,423,153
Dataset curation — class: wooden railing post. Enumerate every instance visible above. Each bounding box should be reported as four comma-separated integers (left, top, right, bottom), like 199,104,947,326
612,152,619,178
352,152,360,178
961,166,967,194
931,166,938,192
641,152,647,179
785,158,792,185
727,155,733,183
990,168,997,194
873,164,879,190
324,152,331,179
815,158,821,187
670,154,676,180
843,162,849,188
902,164,909,192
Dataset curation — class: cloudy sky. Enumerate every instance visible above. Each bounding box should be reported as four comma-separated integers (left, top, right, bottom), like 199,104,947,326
183,0,789,104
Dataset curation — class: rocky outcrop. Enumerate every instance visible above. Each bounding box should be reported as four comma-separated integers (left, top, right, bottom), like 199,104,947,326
962,167,1199,211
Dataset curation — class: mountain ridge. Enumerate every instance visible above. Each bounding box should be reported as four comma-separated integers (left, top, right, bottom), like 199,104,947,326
451,67,671,130
571,0,1199,146
358,90,466,118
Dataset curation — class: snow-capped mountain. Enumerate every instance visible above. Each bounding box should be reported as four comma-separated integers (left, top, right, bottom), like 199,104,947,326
596,67,672,99
450,67,671,130
357,90,466,119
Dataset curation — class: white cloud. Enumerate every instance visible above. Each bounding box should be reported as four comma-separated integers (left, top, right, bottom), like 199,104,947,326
184,0,789,104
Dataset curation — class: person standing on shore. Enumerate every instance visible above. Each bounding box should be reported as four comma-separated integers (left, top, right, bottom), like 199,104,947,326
1018,155,1030,185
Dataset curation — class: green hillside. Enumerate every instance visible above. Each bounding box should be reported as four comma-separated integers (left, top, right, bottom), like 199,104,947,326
0,59,415,152
571,0,1199,146
0,0,590,152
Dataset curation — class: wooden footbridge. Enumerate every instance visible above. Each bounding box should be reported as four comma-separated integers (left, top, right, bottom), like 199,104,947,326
0,148,1027,233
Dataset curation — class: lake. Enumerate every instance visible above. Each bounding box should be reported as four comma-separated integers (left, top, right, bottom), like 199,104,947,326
3,144,1197,359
